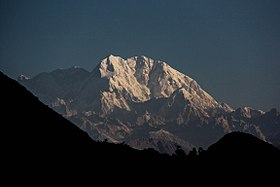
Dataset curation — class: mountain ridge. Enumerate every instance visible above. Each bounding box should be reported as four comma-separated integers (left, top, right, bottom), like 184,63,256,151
18,55,280,154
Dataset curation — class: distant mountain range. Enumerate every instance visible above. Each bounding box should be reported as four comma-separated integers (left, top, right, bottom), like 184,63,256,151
18,55,280,154
1,71,279,179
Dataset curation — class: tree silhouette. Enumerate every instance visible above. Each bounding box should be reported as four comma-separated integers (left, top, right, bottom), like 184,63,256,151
198,147,205,156
188,147,198,159
174,145,187,158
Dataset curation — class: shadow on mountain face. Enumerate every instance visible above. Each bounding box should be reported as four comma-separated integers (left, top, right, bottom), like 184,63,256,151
1,71,279,179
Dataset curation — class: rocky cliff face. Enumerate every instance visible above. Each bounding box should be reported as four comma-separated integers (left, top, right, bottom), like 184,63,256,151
18,55,280,154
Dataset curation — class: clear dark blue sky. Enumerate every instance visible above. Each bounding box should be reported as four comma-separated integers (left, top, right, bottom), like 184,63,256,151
1,0,279,111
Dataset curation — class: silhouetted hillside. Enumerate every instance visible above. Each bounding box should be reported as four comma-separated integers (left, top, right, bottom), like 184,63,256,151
1,71,170,172
202,132,280,171
2,71,94,153
207,131,280,157
1,71,279,180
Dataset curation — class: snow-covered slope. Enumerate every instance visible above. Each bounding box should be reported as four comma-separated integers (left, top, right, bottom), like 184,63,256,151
18,55,280,153
76,55,227,116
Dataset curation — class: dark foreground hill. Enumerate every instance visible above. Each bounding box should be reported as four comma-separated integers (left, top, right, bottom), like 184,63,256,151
1,71,279,180
207,131,280,158
203,132,280,166
1,71,167,167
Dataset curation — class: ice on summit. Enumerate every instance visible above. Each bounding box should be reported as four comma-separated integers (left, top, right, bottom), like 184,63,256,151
94,54,221,114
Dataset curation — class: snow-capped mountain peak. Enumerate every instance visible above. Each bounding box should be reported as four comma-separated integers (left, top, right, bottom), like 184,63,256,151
18,54,279,154
92,55,221,114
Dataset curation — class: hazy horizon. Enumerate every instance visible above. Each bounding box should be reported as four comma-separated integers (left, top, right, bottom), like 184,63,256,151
1,0,279,111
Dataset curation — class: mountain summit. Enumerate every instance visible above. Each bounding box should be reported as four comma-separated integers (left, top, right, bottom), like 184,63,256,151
77,55,227,116
18,55,280,154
